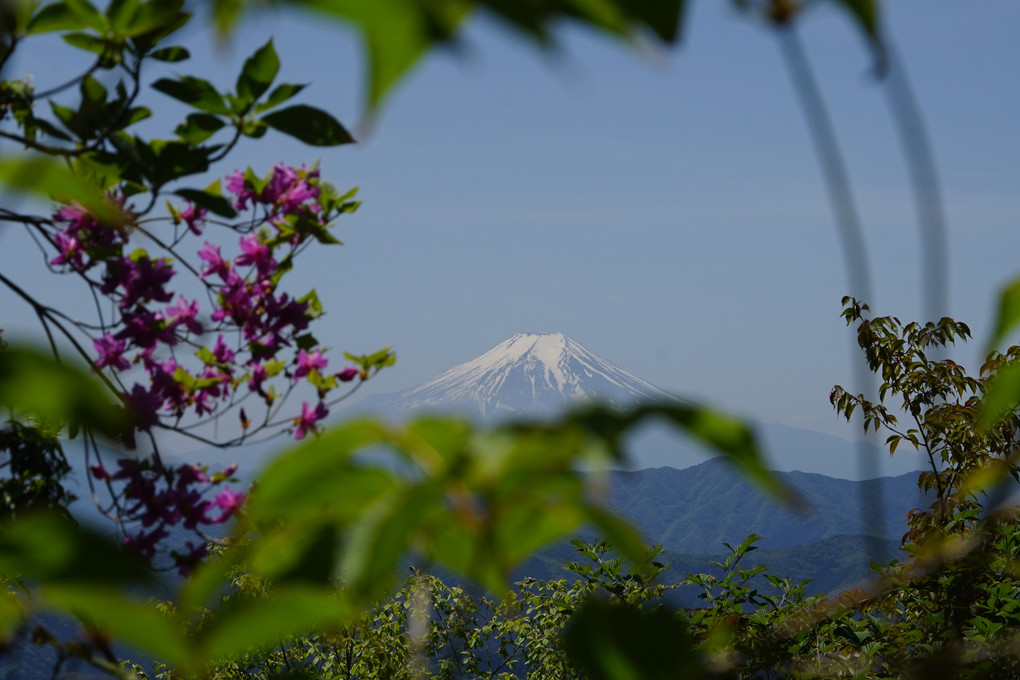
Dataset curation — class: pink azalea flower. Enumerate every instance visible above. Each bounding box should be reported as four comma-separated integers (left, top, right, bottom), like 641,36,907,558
294,401,328,439
166,296,203,335
198,242,230,281
211,334,236,365
213,487,247,522
226,170,256,210
180,201,207,235
94,333,130,371
236,233,276,276
294,348,328,379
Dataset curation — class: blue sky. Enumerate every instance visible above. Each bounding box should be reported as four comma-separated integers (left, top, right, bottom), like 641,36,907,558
3,2,1019,471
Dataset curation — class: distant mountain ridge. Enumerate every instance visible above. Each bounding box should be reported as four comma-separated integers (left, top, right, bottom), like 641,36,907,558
603,458,923,554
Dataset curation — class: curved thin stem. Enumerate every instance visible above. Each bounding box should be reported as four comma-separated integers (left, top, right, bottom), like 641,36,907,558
776,26,883,558
882,40,948,323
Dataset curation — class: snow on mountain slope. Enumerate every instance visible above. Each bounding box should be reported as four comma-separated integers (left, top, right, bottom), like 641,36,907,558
368,332,680,421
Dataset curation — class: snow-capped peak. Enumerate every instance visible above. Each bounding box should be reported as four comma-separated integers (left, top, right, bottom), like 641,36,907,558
373,332,679,421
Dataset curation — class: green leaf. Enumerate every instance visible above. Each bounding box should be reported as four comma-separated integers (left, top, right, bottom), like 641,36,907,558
246,419,393,521
152,76,230,115
261,105,355,146
0,514,148,584
0,346,128,439
61,31,107,55
123,106,151,126
254,82,307,114
563,599,702,680
294,333,319,351
150,45,189,62
987,277,1020,353
198,585,354,661
28,0,105,33
175,187,238,218
26,2,81,34
341,481,444,599
0,155,122,223
298,289,323,319
140,139,213,187
127,2,189,51
978,362,1020,430
236,39,280,105
174,112,225,145
106,0,140,33
41,585,190,670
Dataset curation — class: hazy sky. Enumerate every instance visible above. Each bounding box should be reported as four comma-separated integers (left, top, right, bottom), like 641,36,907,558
3,2,1019,470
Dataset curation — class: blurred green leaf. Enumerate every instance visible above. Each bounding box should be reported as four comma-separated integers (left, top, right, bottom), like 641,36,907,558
27,0,105,34
198,585,354,661
582,503,653,577
563,599,702,680
236,38,279,105
979,361,1020,430
0,155,120,221
26,2,80,34
0,347,127,439
0,513,148,584
987,277,1020,354
341,480,444,599
261,104,355,146
566,402,801,509
246,419,392,521
212,0,688,111
106,0,141,33
41,585,190,669
150,45,189,61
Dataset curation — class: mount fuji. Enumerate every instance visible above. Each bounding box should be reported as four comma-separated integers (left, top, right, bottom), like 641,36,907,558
352,332,680,423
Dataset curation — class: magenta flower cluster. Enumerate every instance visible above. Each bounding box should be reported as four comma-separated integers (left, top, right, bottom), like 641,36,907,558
91,460,245,575
47,164,367,571
50,200,129,272
50,164,359,436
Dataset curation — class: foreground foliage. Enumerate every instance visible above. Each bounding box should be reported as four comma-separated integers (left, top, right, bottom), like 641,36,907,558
2,1,1020,679
110,299,1020,680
